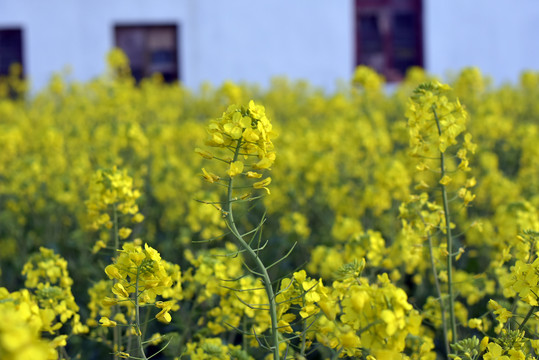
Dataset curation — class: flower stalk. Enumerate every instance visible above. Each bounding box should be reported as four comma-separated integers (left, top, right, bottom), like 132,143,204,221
406,81,476,352
135,267,148,360
433,106,458,344
198,100,281,359
226,172,280,359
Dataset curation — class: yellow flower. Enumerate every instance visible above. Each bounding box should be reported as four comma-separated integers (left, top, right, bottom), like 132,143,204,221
155,301,175,323
112,283,130,299
245,171,262,179
104,265,122,280
480,337,490,352
101,297,118,306
253,177,272,194
439,175,452,186
484,343,508,360
278,313,295,333
339,330,361,350
118,227,132,239
50,335,68,348
128,251,145,268
253,156,273,170
227,160,244,177
144,243,161,262
380,309,398,336
488,299,512,324
202,168,220,183
318,300,336,321
132,213,144,223
155,309,172,323
195,147,213,159
468,318,483,331
99,317,117,327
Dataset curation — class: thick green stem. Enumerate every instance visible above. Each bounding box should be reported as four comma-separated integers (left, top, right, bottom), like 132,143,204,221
433,107,458,343
226,139,280,360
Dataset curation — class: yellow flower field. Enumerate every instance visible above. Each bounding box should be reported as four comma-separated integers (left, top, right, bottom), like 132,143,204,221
1,51,539,359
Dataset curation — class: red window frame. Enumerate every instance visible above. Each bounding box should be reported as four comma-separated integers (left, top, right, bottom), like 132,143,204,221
355,0,423,82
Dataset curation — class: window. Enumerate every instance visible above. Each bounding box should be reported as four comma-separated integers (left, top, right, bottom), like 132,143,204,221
355,0,423,82
114,24,179,82
0,28,24,76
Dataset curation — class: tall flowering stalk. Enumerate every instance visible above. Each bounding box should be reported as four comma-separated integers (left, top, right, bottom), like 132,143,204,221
86,167,146,359
197,101,283,359
405,82,476,353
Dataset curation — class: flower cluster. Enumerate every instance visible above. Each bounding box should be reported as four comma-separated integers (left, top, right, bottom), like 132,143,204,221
86,166,144,252
101,242,178,326
3,56,539,358
181,337,253,360
276,270,333,335
352,65,385,93
273,263,430,359
406,82,477,200
330,273,423,358
0,288,58,360
86,279,114,328
482,330,533,360
407,81,469,154
197,100,276,194
21,247,88,335
182,244,271,338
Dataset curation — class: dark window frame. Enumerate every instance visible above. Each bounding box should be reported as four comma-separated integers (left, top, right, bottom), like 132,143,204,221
355,0,423,82
114,23,180,82
0,27,24,77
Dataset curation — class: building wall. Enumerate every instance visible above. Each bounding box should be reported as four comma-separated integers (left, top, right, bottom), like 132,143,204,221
425,0,539,84
0,1,189,90
0,0,353,91
1,0,538,91
184,1,353,90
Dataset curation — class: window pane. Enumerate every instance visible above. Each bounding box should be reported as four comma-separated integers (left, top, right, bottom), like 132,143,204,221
358,14,386,74
355,0,423,81
392,12,419,74
147,27,178,82
0,29,23,76
114,25,178,82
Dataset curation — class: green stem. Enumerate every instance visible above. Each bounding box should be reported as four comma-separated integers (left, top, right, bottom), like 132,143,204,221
433,107,458,344
242,316,248,353
113,203,119,259
226,139,280,360
112,204,120,360
300,296,307,357
425,220,450,355
141,305,151,342
518,305,537,331
135,267,148,360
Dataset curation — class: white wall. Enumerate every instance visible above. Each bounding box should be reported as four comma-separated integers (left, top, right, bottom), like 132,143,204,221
424,0,539,84
0,0,354,92
184,1,353,90
0,1,189,90
1,0,539,92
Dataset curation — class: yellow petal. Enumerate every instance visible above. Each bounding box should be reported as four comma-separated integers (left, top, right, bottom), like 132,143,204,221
439,175,452,186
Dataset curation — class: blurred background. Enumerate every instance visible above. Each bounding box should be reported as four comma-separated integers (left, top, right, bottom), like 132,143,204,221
1,0,538,92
